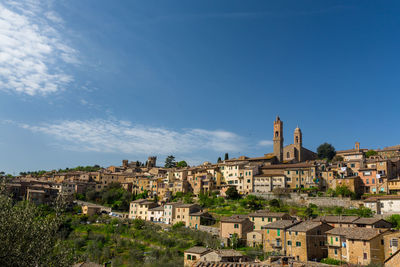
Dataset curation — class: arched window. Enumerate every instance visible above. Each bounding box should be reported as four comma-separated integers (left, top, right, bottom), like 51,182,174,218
287,152,290,158
275,131,279,137
296,136,299,144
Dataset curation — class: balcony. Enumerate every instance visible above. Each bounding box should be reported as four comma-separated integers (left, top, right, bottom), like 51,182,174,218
272,242,282,248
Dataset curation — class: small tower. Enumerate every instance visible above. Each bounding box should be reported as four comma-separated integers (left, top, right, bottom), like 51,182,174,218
273,116,284,162
294,127,303,162
147,156,157,168
355,142,360,151
122,159,128,168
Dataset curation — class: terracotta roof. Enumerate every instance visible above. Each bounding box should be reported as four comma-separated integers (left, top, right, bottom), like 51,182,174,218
212,249,243,257
247,211,289,218
176,203,200,208
261,163,314,169
353,218,391,225
184,246,211,255
220,215,249,223
312,215,359,224
287,221,324,232
190,211,209,216
327,227,388,241
262,220,300,229
148,206,164,211
195,262,269,267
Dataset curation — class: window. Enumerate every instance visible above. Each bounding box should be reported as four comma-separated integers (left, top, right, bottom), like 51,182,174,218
381,239,384,245
262,218,264,222
187,255,191,260
363,253,367,260
296,241,301,247
334,249,338,255
234,224,239,229
335,237,338,242
390,238,398,247
295,232,298,236
277,229,280,236
288,240,292,246
192,256,197,260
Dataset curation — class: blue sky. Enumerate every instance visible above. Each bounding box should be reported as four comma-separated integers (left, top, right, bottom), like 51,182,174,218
1,0,399,174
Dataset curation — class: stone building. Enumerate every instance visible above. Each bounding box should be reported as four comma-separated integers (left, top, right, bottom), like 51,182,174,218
262,219,300,255
285,221,333,262
247,211,293,230
128,199,158,220
220,215,254,245
326,227,388,265
271,116,317,163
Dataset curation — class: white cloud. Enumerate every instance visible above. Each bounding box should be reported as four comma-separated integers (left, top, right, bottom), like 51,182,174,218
258,140,273,146
20,119,245,155
0,0,77,95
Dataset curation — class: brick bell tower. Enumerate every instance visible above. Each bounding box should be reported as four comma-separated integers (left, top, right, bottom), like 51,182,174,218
273,116,284,162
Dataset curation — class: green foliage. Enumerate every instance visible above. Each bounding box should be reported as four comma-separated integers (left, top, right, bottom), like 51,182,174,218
225,186,241,200
135,190,148,200
0,194,73,266
321,258,345,265
164,155,177,168
317,142,336,160
85,183,133,211
332,155,344,162
176,160,188,168
183,192,194,204
302,204,316,219
386,214,400,229
230,233,239,249
171,222,185,230
268,199,281,209
366,150,378,158
239,195,264,211
335,185,355,198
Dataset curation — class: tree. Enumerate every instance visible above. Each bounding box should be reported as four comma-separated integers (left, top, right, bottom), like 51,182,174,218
225,186,240,200
224,153,229,160
164,155,177,168
230,233,239,249
366,150,378,158
176,161,188,168
332,155,344,162
217,157,222,163
317,143,336,160
0,194,72,266
386,214,400,229
269,199,281,209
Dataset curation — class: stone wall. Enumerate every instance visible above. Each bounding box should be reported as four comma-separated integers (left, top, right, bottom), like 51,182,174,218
251,193,363,208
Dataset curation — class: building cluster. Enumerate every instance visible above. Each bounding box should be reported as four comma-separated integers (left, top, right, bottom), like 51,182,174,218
185,212,400,266
6,117,400,206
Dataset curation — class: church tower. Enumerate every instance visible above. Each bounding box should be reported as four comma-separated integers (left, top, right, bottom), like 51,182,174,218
273,116,284,162
294,127,303,162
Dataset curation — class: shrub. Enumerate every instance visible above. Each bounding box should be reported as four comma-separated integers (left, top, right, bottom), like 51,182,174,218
321,258,345,265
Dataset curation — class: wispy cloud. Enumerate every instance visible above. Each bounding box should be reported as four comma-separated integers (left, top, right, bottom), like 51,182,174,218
18,119,245,155
0,0,77,96
258,140,273,147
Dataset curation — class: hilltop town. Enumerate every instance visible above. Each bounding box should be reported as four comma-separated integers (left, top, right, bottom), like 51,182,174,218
3,117,400,267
